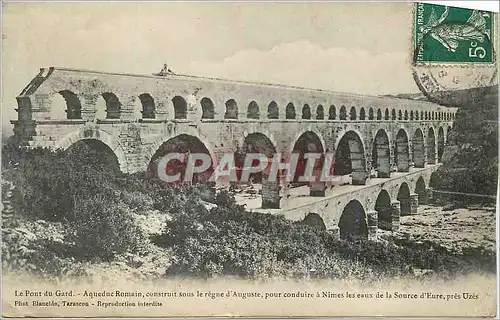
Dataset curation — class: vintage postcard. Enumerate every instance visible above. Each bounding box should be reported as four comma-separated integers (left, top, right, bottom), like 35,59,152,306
1,1,498,318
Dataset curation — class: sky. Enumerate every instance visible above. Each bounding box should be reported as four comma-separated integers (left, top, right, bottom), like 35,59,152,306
2,2,422,133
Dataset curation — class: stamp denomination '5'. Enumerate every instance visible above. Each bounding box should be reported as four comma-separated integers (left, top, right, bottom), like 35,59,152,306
414,2,494,64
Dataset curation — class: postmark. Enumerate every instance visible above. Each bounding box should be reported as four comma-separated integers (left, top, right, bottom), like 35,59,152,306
413,2,494,64
412,3,497,106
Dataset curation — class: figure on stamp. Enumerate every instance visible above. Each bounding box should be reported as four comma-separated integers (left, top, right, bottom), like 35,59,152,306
420,7,490,53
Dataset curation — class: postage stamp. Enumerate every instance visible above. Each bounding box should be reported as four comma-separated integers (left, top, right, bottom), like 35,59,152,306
413,2,495,64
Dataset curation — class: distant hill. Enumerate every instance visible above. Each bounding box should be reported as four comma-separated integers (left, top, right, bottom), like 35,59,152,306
382,85,498,108
382,92,428,101
429,85,498,201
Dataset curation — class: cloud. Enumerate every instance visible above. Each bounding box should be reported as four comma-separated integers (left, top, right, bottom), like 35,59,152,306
181,40,419,96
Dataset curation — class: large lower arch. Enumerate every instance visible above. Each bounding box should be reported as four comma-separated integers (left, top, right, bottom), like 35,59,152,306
291,131,325,186
395,129,410,172
415,176,427,205
334,130,367,185
427,127,436,165
397,182,411,216
413,128,425,168
148,134,214,185
338,200,368,241
375,190,392,231
55,128,128,173
437,127,445,162
65,139,121,173
371,129,391,178
236,132,277,183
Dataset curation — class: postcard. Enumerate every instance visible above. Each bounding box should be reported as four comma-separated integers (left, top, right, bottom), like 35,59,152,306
1,1,498,318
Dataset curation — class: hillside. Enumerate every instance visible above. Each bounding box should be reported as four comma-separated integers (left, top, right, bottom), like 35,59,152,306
430,85,498,201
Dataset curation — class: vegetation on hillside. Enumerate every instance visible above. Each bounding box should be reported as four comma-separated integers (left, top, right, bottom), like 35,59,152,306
1,134,496,281
430,86,498,204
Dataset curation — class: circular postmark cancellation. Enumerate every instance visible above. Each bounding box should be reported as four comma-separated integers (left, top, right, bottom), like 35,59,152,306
412,4,498,107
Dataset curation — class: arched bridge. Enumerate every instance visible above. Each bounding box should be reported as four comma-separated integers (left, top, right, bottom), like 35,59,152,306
12,67,457,239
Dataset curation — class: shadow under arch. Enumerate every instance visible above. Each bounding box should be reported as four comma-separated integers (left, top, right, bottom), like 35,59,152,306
148,134,214,185
339,200,368,241
55,128,129,173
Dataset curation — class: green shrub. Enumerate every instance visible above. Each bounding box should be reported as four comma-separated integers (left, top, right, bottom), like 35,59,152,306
68,196,144,262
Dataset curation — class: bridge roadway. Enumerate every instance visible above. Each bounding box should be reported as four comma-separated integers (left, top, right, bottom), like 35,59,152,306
234,164,438,239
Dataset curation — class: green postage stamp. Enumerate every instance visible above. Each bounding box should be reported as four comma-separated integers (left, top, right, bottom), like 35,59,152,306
414,2,495,64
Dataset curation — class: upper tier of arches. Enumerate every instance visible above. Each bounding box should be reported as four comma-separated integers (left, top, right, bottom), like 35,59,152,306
46,91,457,122
19,68,457,122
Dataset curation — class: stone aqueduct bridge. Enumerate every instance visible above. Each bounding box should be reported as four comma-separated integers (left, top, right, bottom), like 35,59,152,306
12,67,457,239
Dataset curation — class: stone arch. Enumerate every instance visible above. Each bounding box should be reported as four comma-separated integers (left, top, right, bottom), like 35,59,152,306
328,105,336,120
302,213,326,231
291,130,325,184
302,104,311,119
410,110,414,120
339,105,347,120
102,92,122,119
359,107,366,120
172,96,187,119
397,182,411,216
376,109,382,120
316,105,324,120
391,109,397,120
350,106,357,120
395,128,410,172
65,139,123,173
437,127,445,162
139,93,156,119
398,110,403,120
384,108,390,120
427,127,436,164
148,134,214,184
413,128,425,168
371,129,391,178
404,110,408,120
420,111,424,120
286,102,296,119
368,108,374,120
375,189,392,231
236,132,277,183
224,99,239,119
339,200,368,241
334,130,367,185
268,101,279,119
415,110,419,120
55,128,128,172
52,90,82,119
432,111,435,120
415,176,427,205
425,111,428,120
201,97,215,119
247,101,260,119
